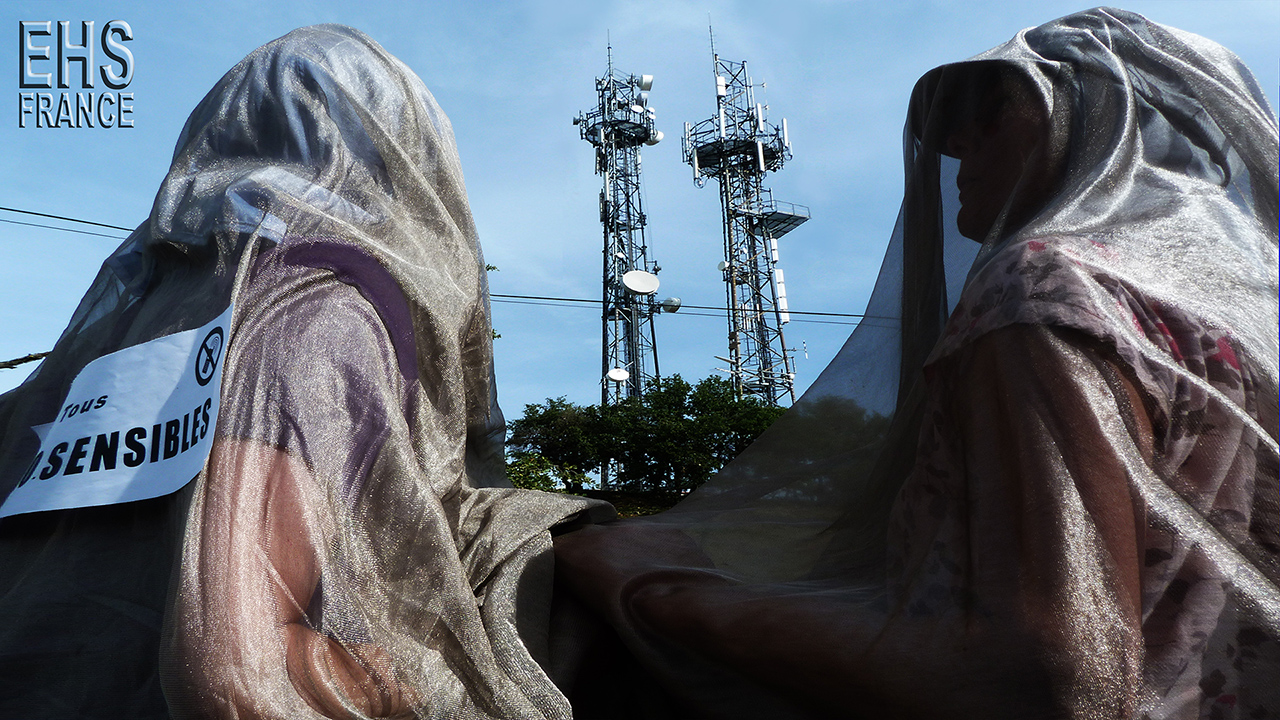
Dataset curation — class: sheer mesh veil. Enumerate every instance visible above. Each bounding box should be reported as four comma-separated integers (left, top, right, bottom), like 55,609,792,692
1,25,610,719
156,26,615,719
555,8,1278,719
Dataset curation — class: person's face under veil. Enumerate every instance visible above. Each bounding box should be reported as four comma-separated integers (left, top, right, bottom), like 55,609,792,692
941,69,1063,242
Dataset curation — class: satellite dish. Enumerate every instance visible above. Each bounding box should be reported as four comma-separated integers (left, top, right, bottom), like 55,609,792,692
630,104,645,114
607,367,630,383
639,74,654,91
622,270,660,294
661,297,682,313
637,92,649,107
645,130,663,146
717,260,730,272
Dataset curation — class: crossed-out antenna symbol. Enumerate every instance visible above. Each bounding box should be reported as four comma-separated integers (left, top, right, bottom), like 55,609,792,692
195,327,224,387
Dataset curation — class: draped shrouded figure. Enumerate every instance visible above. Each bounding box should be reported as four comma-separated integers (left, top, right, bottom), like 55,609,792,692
0,25,611,719
556,8,1279,719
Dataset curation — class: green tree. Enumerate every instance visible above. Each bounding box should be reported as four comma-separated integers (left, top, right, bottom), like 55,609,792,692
505,453,557,492
506,376,786,494
505,397,598,492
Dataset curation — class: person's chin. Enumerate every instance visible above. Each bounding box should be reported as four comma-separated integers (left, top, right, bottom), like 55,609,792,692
955,208,989,242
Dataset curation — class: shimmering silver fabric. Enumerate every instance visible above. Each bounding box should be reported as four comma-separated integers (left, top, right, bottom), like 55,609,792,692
0,25,609,719
555,8,1278,719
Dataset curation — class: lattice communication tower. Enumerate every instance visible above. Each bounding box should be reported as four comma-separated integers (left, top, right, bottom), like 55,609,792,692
683,44,809,405
574,51,672,405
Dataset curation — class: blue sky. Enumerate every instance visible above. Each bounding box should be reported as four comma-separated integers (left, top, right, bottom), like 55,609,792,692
2,1,1277,422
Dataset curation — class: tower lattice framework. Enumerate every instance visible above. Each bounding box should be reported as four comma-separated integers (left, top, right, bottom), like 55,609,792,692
575,50,665,485
684,48,808,405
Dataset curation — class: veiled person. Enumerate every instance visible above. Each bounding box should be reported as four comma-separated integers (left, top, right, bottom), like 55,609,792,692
0,25,608,719
555,8,1280,719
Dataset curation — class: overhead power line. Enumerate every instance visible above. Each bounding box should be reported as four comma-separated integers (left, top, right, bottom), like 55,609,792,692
0,207,891,372
0,205,880,322
1,296,875,370
489,293,886,321
0,206,133,232
0,217,129,240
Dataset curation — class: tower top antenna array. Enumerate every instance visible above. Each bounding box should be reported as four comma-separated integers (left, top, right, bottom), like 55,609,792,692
683,40,809,405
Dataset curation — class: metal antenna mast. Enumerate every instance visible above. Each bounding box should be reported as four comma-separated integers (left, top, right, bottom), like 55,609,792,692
575,47,671,485
683,38,808,405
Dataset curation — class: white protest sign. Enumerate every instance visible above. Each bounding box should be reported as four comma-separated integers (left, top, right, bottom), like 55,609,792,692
1,307,231,517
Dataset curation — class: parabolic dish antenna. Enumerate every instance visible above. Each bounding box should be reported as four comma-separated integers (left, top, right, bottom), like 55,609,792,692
622,270,660,295
606,367,631,383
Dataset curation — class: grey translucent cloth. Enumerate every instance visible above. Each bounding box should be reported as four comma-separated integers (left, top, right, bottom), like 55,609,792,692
555,8,1279,719
0,25,609,719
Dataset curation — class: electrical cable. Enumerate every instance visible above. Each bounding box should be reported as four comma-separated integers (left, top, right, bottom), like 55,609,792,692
0,206,878,321
490,293,890,321
0,216,129,240
0,206,132,231
0,206,891,369
488,297,864,326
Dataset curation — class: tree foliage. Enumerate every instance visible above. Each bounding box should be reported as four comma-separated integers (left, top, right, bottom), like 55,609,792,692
504,397,596,492
505,452,558,492
506,375,786,493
